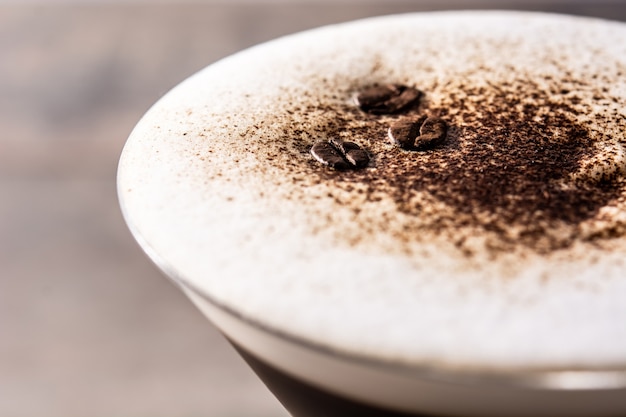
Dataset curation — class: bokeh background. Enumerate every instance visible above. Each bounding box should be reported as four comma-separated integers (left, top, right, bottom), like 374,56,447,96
2,1,626,416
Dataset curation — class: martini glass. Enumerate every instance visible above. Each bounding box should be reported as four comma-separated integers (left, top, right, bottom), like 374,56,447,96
118,11,626,417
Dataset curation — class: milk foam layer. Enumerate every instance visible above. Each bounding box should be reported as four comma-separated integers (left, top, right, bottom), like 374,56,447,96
118,12,626,371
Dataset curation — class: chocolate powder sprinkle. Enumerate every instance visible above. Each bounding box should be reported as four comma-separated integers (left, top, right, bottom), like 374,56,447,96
262,76,626,256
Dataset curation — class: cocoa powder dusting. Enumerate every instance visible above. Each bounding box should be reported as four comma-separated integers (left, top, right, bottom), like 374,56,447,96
257,75,626,257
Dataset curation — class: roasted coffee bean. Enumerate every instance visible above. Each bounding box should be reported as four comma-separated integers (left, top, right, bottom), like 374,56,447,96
311,141,351,170
354,85,399,112
415,117,447,149
383,87,422,114
388,117,447,150
355,84,422,114
387,117,424,149
329,137,370,168
311,138,369,170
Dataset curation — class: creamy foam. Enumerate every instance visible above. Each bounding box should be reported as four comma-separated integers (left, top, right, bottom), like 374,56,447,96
118,12,626,371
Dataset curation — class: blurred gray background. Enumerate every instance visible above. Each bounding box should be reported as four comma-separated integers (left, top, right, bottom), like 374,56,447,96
2,1,626,416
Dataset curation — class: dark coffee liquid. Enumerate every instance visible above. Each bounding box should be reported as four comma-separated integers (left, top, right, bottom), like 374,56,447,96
231,342,436,417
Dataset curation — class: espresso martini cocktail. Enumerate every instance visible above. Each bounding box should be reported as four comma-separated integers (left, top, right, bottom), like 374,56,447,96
118,11,626,417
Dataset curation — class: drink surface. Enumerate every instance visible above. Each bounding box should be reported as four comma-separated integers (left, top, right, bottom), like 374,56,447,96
118,11,626,372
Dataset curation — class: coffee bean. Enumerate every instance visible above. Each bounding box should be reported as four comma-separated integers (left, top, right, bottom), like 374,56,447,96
355,84,422,114
329,137,370,168
415,117,447,149
387,117,424,149
311,138,369,170
354,85,399,112
388,117,447,150
384,87,422,113
311,141,351,170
